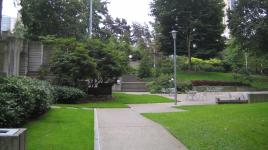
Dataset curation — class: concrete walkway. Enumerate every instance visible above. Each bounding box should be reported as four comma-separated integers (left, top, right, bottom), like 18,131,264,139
95,107,188,150
129,103,185,113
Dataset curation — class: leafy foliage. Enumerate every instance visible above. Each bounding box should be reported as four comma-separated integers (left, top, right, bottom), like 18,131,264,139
53,86,86,104
191,80,249,86
48,38,97,86
228,0,268,74
20,0,109,39
138,52,154,78
147,74,173,93
228,0,268,54
43,37,128,88
151,0,225,58
85,38,129,87
0,76,53,127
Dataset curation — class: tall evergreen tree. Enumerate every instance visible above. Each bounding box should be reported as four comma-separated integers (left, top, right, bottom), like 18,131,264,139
151,0,225,70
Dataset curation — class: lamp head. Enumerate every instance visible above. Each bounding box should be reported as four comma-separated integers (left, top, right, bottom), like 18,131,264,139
171,30,178,40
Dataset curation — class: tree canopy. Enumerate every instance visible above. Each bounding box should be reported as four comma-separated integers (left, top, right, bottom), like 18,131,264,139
151,0,225,59
20,0,109,40
228,0,268,54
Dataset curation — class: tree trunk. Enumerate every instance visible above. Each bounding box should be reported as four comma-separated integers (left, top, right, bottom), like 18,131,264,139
187,31,192,71
0,0,3,37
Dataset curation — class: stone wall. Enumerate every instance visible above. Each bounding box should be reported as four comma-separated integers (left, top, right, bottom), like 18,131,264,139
0,37,24,76
0,37,52,77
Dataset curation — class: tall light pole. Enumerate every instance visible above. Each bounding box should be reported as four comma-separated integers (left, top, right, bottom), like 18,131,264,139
245,51,249,73
171,30,178,105
88,0,93,38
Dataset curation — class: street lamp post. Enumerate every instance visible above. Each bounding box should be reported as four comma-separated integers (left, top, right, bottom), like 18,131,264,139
171,30,178,105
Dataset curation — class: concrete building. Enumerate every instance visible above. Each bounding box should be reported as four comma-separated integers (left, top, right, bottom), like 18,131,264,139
0,36,52,77
1,15,17,32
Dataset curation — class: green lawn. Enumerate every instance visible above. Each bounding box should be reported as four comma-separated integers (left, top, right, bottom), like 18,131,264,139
56,93,172,108
144,103,268,150
24,108,94,150
176,71,268,89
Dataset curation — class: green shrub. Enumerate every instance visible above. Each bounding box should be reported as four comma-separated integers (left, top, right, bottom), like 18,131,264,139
177,80,192,92
53,86,86,104
0,93,24,127
177,56,225,72
147,74,173,93
0,76,53,127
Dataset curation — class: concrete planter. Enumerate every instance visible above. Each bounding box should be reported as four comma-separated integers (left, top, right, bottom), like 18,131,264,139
0,128,26,150
193,86,257,92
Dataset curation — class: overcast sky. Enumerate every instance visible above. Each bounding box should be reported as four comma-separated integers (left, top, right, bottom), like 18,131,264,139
2,0,154,24
2,0,19,18
108,0,154,24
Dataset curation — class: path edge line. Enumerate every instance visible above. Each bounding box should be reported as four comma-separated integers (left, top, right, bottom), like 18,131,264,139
94,108,101,150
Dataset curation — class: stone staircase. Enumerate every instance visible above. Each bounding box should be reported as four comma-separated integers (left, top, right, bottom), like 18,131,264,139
114,74,148,92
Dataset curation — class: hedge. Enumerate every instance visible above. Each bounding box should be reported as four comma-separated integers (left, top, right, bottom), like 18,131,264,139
192,80,249,86
0,76,88,127
53,86,86,104
0,76,54,127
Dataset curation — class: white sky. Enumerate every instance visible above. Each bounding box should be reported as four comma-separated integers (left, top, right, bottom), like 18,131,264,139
108,0,154,25
2,0,154,24
2,0,19,18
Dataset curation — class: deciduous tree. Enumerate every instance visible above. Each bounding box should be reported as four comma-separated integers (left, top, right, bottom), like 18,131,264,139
151,0,225,70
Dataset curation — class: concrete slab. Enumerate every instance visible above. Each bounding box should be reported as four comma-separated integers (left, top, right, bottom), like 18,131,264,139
96,109,187,150
129,103,185,113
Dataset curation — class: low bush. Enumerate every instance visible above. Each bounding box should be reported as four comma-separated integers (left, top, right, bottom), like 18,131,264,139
178,56,226,72
147,74,173,93
53,86,86,104
0,76,54,128
177,80,192,92
192,80,249,86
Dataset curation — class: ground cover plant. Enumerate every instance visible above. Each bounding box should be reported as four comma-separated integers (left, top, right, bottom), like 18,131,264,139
56,93,172,108
24,108,94,150
144,103,268,150
176,71,268,89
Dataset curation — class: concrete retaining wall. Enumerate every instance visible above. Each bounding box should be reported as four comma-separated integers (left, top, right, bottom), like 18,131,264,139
193,86,257,92
0,37,53,77
248,93,268,103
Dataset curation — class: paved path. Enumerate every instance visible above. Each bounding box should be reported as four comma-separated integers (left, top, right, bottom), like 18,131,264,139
95,107,188,150
129,103,185,113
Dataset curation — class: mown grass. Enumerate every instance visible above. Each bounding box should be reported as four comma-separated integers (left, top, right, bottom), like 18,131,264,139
56,93,172,108
144,103,268,150
24,108,94,150
176,71,268,89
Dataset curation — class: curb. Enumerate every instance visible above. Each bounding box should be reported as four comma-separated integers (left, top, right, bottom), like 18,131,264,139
94,108,101,150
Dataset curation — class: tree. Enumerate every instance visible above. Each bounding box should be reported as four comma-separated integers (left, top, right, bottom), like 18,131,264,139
228,0,268,56
151,0,225,70
20,0,109,40
47,38,97,86
100,16,132,44
131,23,152,45
85,37,129,87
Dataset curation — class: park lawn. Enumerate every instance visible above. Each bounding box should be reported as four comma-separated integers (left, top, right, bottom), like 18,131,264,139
176,71,268,89
24,108,94,150
56,93,172,108
144,103,268,150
